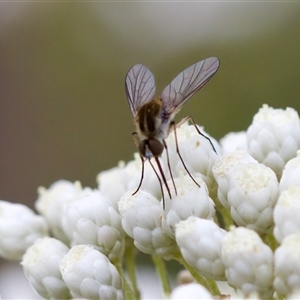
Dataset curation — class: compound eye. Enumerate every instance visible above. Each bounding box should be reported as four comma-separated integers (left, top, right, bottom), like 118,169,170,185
139,139,164,158
148,139,164,157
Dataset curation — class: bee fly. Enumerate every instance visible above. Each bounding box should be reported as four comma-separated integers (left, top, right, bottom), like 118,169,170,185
125,57,220,209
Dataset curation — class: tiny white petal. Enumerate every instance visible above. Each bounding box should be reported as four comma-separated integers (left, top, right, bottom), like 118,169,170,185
0,200,48,261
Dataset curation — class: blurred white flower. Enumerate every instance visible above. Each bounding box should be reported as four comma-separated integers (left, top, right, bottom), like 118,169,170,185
228,162,278,234
279,150,300,193
35,180,82,245
247,104,300,178
59,245,124,300
274,185,300,244
61,188,125,263
170,282,213,299
274,234,300,296
287,290,300,300
118,190,177,260
219,131,248,154
176,216,226,280
176,269,194,285
0,200,48,261
221,226,273,299
21,237,71,299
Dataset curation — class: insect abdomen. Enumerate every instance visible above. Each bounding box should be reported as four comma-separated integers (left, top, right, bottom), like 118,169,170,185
137,99,162,136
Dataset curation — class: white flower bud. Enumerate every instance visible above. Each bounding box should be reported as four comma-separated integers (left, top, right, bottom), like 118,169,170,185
176,270,194,285
163,122,219,198
175,217,226,280
97,161,128,210
162,175,215,239
59,245,124,300
247,104,300,178
228,162,279,234
274,185,300,243
21,237,71,299
221,227,273,299
279,150,300,193
212,149,258,209
274,234,300,296
0,200,48,261
35,180,82,244
61,188,124,262
98,154,162,204
118,190,177,260
170,282,213,299
219,131,248,154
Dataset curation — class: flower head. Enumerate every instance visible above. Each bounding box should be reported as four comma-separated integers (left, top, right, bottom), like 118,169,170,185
21,237,71,299
61,188,125,263
247,104,300,178
59,245,124,299
221,226,273,298
35,180,82,245
0,201,48,261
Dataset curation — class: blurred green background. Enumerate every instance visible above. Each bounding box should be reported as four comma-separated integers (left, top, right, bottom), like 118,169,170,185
1,3,300,208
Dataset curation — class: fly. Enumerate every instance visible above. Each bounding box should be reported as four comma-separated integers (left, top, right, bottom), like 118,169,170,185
125,57,220,209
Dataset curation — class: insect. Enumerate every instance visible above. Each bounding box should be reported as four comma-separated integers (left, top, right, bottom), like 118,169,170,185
125,57,220,208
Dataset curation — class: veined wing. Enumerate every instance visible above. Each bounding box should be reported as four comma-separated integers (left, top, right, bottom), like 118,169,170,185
125,64,156,117
160,57,220,119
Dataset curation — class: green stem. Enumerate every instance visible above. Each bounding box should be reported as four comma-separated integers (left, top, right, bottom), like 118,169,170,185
174,252,220,296
265,232,279,252
124,237,140,299
217,206,233,230
206,279,221,296
115,260,136,300
151,254,171,298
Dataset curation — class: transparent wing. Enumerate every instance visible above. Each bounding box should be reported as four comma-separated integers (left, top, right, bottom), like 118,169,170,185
125,64,156,117
160,57,220,119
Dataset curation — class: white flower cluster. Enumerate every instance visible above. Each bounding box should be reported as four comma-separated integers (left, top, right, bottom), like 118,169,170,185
1,104,300,299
